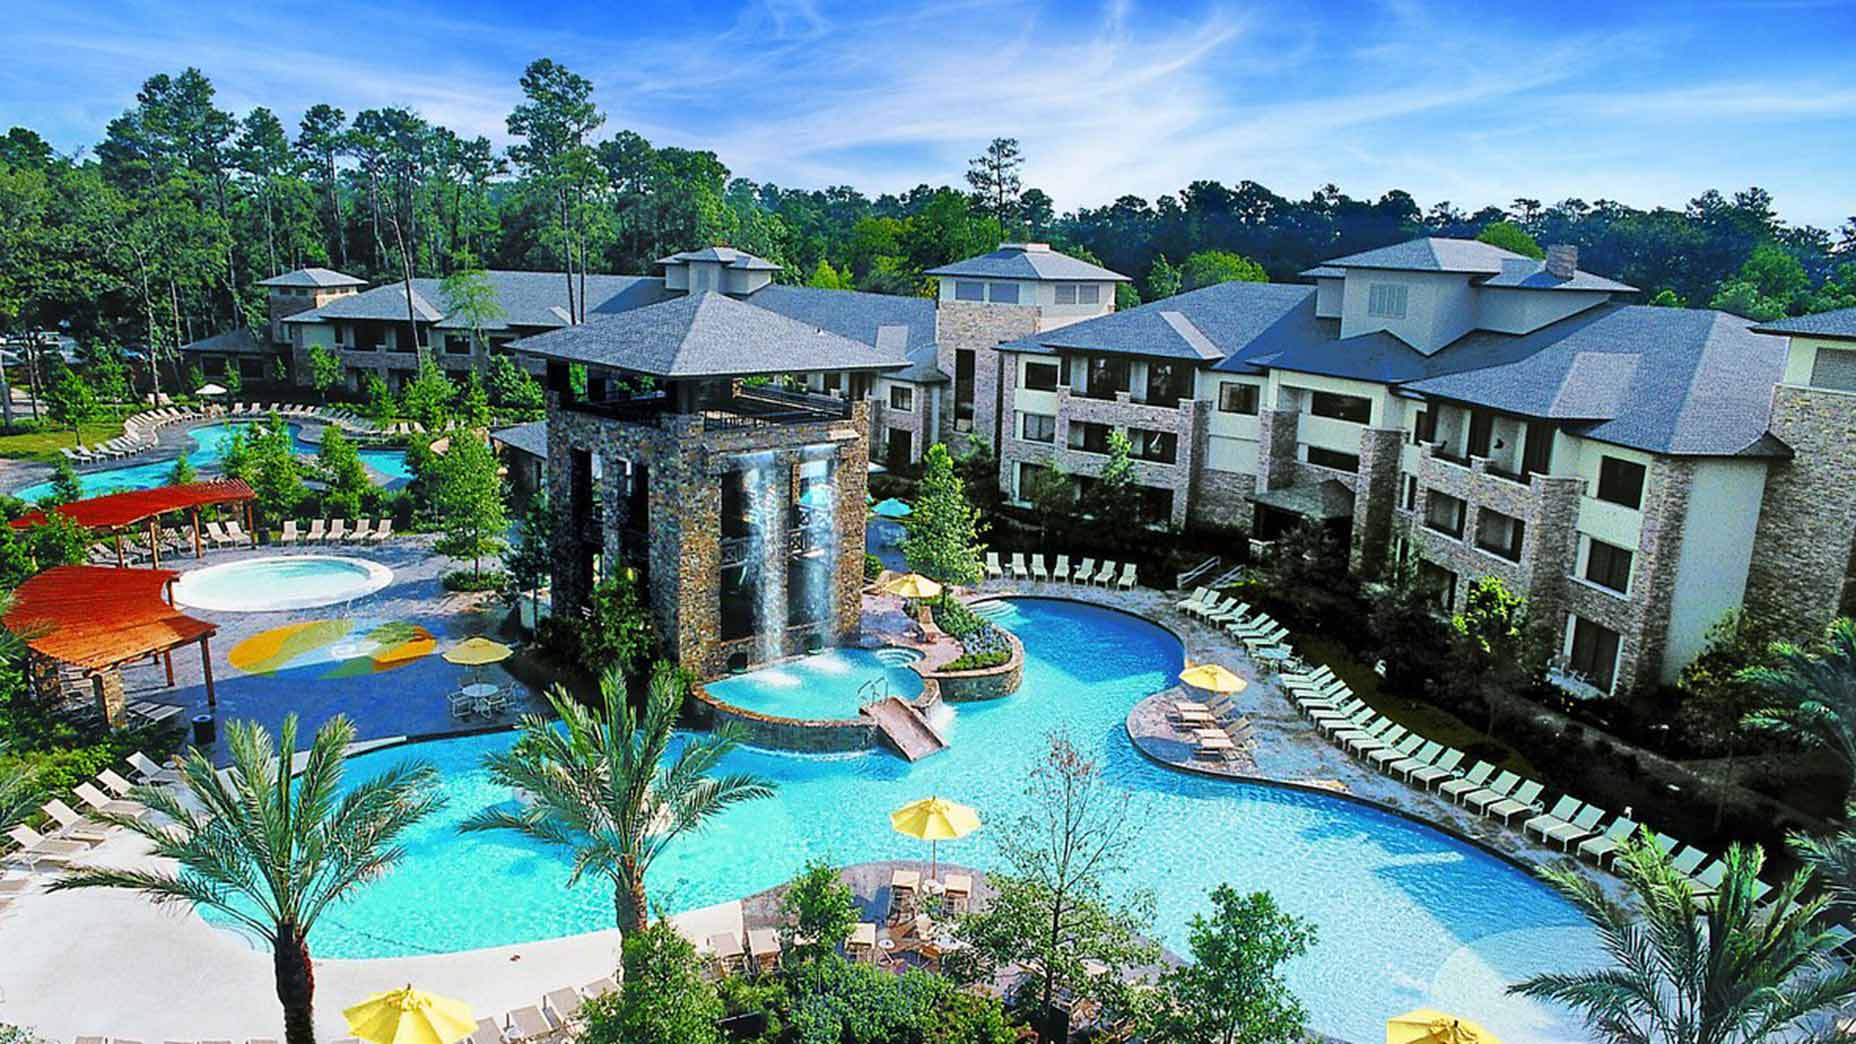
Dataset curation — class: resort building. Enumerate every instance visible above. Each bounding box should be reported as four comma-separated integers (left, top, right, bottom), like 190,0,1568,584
990,238,1856,699
510,288,899,674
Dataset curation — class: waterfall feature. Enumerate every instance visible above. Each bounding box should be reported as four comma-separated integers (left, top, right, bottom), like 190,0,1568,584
731,450,785,664
798,444,840,642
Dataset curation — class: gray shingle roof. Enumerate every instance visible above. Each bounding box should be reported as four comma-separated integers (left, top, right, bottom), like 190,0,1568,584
926,244,1130,282
891,342,949,384
1299,266,1347,279
179,327,268,354
655,247,783,271
1323,238,1528,274
1480,257,1636,293
508,292,907,378
282,272,676,330
1752,306,1856,340
1003,281,1316,364
491,420,548,459
745,285,936,355
257,267,366,288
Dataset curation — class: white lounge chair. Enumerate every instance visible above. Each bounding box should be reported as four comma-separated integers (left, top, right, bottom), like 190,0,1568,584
1485,780,1546,825
1030,554,1050,582
224,520,252,545
1116,562,1138,590
1008,553,1028,580
1073,558,1096,586
1459,771,1523,813
280,520,301,545
1052,554,1072,583
5,825,87,870
1175,587,1213,613
985,552,1003,580
326,518,349,542
1403,748,1466,789
203,522,235,548
348,519,374,542
126,751,182,785
1540,805,1607,850
1093,560,1118,586
41,800,110,844
75,781,144,819
1436,762,1498,803
367,518,393,542
305,519,327,543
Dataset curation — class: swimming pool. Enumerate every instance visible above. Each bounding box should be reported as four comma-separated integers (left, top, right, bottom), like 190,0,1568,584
243,598,1596,1042
703,647,926,720
9,421,411,501
172,554,394,612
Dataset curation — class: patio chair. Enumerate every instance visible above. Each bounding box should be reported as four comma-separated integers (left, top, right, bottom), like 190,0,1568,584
1074,558,1096,586
1522,797,1586,843
5,825,88,871
76,781,144,819
1670,845,1712,883
542,987,584,1029
447,689,479,720
1008,553,1029,580
1030,554,1050,582
1574,817,1640,867
1174,587,1213,614
1329,713,1390,747
367,518,393,542
1402,748,1466,789
1190,594,1232,621
943,872,973,913
889,867,921,923
502,1007,551,1044
304,518,326,543
126,751,182,785
41,799,110,845
126,701,184,728
1384,740,1444,779
280,520,300,545
349,519,375,543
581,978,619,1001
1116,563,1138,590
1093,560,1118,586
984,552,1003,580
1314,705,1375,739
1282,664,1338,688
1306,697,1366,730
1052,554,1072,583
203,522,235,548
847,921,878,963
1538,804,1606,849
747,927,782,973
1436,762,1498,803
325,518,349,543
464,1019,501,1044
1346,723,1408,760
707,932,746,975
224,520,252,545
1241,626,1291,655
1457,771,1523,813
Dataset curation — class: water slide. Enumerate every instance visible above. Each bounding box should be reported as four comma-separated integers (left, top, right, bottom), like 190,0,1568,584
863,697,949,761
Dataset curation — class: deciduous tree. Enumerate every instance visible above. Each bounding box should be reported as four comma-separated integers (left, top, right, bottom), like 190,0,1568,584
901,442,985,586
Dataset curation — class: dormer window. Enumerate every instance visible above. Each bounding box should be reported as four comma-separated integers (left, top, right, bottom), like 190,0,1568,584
955,281,985,302
1054,284,1102,306
1367,283,1408,319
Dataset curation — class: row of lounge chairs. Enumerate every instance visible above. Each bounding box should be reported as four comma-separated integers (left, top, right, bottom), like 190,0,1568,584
985,552,1139,590
58,401,383,466
1279,666,1767,902
1175,588,1292,658
279,518,394,544
85,521,257,565
1165,690,1258,764
3,755,173,874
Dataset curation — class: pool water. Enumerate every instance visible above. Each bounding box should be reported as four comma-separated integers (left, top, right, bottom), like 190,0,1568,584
172,554,394,612
246,598,1597,1043
9,421,410,501
703,648,925,720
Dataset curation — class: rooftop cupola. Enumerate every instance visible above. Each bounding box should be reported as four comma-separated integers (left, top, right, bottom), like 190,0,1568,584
657,247,782,297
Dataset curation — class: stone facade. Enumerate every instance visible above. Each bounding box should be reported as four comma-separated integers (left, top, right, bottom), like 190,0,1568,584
868,382,938,469
1348,426,1405,576
935,301,1039,452
1255,407,1300,492
1745,383,1856,635
999,384,1202,527
547,397,871,678
924,629,1025,701
1188,468,1257,530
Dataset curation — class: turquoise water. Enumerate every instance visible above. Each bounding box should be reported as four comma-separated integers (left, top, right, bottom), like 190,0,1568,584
10,421,410,501
274,598,1595,1043
704,648,925,720
171,555,391,612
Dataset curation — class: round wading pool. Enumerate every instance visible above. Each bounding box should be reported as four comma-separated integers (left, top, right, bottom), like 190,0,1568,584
171,555,393,612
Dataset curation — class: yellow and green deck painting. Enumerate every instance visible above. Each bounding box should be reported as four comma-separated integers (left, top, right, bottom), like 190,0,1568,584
229,618,437,678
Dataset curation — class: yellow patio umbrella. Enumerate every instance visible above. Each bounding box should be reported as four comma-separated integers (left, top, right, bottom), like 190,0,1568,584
343,985,476,1044
1178,662,1247,696
1386,1010,1500,1044
443,636,514,689
882,573,944,600
890,795,981,878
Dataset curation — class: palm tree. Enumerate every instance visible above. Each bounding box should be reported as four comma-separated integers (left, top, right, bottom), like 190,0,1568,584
51,716,442,1044
0,753,42,833
1511,836,1856,1044
461,660,775,934
1741,618,1856,803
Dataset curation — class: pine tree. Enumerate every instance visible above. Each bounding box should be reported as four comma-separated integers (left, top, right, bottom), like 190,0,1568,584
901,442,984,586
432,432,507,579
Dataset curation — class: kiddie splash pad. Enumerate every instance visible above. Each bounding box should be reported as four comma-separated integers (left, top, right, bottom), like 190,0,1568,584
227,618,436,677
172,555,393,612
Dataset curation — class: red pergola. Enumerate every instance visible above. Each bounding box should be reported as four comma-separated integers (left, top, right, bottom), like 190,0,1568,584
3,564,220,719
10,479,257,567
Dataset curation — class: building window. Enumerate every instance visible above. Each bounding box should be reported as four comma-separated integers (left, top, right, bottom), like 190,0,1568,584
1145,361,1185,408
1402,474,1418,510
1811,347,1856,391
1567,616,1621,692
1054,284,1077,305
1306,447,1360,473
1418,561,1457,608
1466,410,1494,458
1078,284,1101,305
1309,391,1372,424
1130,429,1177,464
1595,456,1646,509
1023,361,1059,392
1139,486,1172,525
1424,491,1466,539
1411,408,1434,445
1522,421,1555,476
1017,462,1050,501
1367,282,1409,319
1085,356,1129,401
888,385,914,412
1218,382,1260,415
1475,509,1526,561
988,283,1020,304
955,281,985,302
1068,421,1113,455
1584,538,1633,594
1019,412,1056,444
444,334,471,355
954,349,975,432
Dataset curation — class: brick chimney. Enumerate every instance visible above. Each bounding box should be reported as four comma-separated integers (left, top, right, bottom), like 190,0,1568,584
1545,243,1578,280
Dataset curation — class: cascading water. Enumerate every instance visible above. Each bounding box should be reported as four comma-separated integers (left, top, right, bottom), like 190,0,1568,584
798,445,840,642
734,450,785,664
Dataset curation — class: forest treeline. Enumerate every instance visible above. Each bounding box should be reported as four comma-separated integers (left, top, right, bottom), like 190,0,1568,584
1,59,1851,358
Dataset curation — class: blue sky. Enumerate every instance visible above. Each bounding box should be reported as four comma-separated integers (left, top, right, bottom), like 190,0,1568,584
3,0,1853,228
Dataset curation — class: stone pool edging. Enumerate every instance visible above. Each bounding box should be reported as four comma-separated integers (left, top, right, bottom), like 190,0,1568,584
919,620,1023,702
688,667,944,755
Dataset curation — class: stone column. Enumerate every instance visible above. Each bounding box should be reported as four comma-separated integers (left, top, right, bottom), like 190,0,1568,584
1616,458,1694,694
834,405,872,645
1255,407,1300,493
1349,426,1405,577
93,668,127,731
1523,474,1585,626
1745,384,1856,636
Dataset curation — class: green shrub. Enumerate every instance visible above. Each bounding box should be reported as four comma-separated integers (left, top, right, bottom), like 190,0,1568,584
784,954,1013,1044
943,649,1011,672
579,920,725,1044
930,598,985,638
863,553,883,581
441,568,510,593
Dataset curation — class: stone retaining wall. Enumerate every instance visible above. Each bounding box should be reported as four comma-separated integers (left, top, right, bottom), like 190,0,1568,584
690,668,945,755
922,627,1024,701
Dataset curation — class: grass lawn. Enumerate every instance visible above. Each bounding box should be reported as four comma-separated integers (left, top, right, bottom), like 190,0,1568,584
0,419,127,462
1292,633,1537,776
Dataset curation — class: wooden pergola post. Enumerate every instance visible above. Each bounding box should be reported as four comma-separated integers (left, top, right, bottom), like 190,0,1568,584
191,507,203,558
245,502,256,545
163,650,174,687
200,635,216,707
147,518,160,568
114,532,124,568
